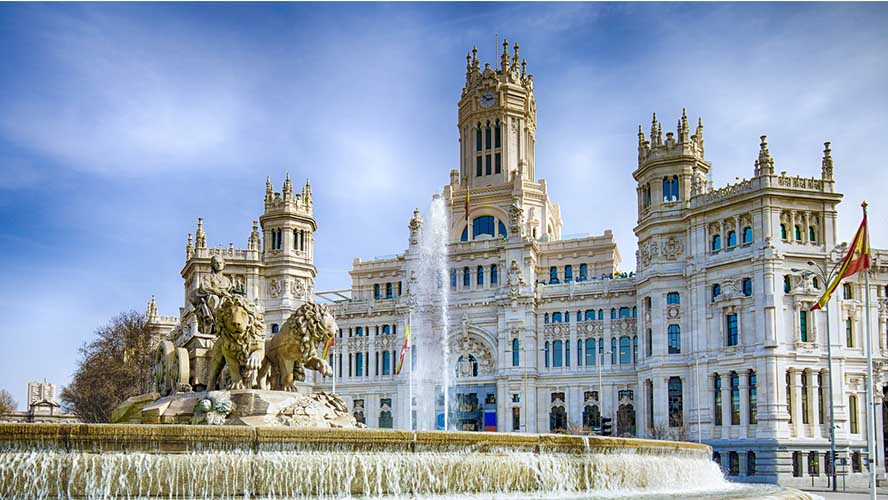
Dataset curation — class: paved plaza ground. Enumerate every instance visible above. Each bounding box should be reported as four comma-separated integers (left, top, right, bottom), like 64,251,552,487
800,488,887,499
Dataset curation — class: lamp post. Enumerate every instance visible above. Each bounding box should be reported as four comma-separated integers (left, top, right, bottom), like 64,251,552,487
793,256,843,492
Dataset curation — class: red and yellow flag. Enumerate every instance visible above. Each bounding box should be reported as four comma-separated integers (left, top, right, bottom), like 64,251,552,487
322,336,334,359
811,212,871,311
396,321,411,375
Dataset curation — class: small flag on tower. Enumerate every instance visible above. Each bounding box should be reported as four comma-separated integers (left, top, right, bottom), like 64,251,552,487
396,320,411,375
811,211,871,311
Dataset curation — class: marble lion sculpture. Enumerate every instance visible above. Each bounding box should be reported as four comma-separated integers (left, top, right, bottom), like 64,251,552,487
260,302,336,391
206,294,266,390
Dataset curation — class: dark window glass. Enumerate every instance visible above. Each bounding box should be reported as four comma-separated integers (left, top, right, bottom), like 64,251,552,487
477,265,484,286
553,340,563,368
742,278,752,296
731,372,740,425
472,216,497,239
780,224,787,240
585,338,595,366
382,351,391,375
668,377,683,427
549,266,558,283
742,226,753,244
668,325,681,354
800,311,809,342
712,234,722,251
726,314,739,346
495,121,501,148
463,267,470,287
619,336,631,364
498,221,507,238
727,231,737,247
552,312,562,323
749,371,757,424
544,341,550,368
747,452,756,476
714,375,722,426
794,225,802,241
491,264,498,284
809,226,816,242
485,154,491,175
495,153,501,174
564,265,573,282
476,156,482,177
712,284,721,302
476,126,482,152
374,283,380,300
512,338,520,367
485,125,491,150
667,292,680,304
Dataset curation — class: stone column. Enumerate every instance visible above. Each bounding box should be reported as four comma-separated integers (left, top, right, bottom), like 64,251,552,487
791,369,803,437
739,371,750,435
568,321,578,373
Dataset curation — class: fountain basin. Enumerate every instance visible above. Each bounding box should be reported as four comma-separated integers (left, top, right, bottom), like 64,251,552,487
0,424,811,499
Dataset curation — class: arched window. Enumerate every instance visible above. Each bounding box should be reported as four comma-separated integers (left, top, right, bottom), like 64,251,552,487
619,336,631,364
784,275,792,293
356,326,364,337
849,394,859,433
382,325,391,335
498,221,507,237
485,122,492,150
671,175,679,201
714,374,722,426
583,404,601,431
727,230,737,247
576,311,582,322
610,308,617,320
475,124,482,152
668,377,683,427
794,225,802,241
476,156,482,177
662,177,671,202
477,265,484,286
780,223,788,240
632,306,637,318
565,310,570,323
843,283,853,299
549,266,559,284
598,309,604,320
579,263,588,281
585,339,595,366
667,292,680,304
271,323,279,334
293,229,299,250
385,282,393,298
611,338,617,364
450,269,457,289
463,267,470,287
355,352,364,377
544,341,550,368
564,265,573,282
544,313,549,323
584,310,595,321
846,318,854,347
668,325,680,354
374,283,381,299
512,338,520,367
742,226,753,244
712,283,721,302
491,264,498,284
553,340,563,368
712,234,722,251
552,312,562,323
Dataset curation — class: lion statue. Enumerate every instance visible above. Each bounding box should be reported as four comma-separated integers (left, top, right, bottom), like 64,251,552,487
259,302,336,391
205,294,266,390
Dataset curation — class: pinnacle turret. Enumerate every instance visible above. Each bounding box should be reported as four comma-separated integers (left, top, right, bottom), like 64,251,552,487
195,218,206,249
186,232,193,259
753,135,775,177
821,141,834,181
282,173,293,201
248,220,261,251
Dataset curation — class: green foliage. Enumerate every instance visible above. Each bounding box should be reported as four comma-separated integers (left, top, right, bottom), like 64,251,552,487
61,310,155,422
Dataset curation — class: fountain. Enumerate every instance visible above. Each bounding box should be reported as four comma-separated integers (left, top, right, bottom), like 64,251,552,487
0,205,814,499
411,196,452,431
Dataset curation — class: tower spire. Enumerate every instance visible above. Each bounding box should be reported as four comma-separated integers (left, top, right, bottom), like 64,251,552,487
680,108,689,142
501,38,509,71
195,217,206,249
265,176,273,205
650,113,659,146
754,135,775,176
186,232,194,259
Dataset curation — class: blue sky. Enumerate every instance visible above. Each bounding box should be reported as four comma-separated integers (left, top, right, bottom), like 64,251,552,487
1,3,887,408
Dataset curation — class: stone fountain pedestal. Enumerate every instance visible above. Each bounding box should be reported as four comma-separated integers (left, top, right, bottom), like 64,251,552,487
112,389,364,428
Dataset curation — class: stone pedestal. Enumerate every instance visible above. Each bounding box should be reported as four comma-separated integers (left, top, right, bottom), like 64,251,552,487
112,390,364,428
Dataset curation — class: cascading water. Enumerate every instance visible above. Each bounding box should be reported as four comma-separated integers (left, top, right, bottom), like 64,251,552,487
0,425,809,500
412,196,451,431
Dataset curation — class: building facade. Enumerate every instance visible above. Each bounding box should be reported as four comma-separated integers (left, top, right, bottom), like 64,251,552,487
149,42,888,488
0,382,80,424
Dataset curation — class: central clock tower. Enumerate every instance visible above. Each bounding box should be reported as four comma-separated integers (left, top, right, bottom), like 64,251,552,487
458,41,537,189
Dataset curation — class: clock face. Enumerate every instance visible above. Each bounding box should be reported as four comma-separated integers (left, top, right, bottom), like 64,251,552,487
480,92,496,108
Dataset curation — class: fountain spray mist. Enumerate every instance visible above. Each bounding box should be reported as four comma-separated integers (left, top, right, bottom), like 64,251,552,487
412,196,451,430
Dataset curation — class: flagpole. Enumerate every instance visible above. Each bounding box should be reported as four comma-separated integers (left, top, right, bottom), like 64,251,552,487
861,201,876,500
407,315,413,431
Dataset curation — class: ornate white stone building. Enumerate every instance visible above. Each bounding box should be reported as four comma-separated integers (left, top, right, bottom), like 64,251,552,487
149,42,888,488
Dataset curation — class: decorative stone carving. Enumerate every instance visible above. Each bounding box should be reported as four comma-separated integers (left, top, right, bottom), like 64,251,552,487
205,294,267,390
509,197,524,235
291,278,307,299
408,208,423,246
450,329,494,376
191,394,233,425
662,237,684,260
259,303,336,391
507,260,526,297
269,279,282,298
691,168,707,196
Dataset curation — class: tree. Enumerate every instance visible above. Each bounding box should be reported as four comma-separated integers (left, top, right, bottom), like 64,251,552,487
61,311,155,422
0,389,17,414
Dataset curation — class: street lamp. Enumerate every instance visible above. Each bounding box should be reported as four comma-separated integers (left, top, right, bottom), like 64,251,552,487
792,256,843,491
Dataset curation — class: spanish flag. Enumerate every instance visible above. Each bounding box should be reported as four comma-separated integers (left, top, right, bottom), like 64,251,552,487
396,321,411,375
811,212,871,311
322,336,334,359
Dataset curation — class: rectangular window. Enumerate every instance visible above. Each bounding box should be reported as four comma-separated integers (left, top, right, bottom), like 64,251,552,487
494,153,501,174
730,373,740,425
668,377,683,427
485,127,491,150
463,267,470,287
666,292,680,304
512,407,520,431
485,154,492,175
846,319,854,347
799,311,808,342
668,325,681,354
849,395,859,433
749,371,757,424
714,376,722,426
726,314,739,346
491,264,498,284
495,123,502,149
476,156,482,177
382,351,391,375
801,374,809,424
476,128,482,152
